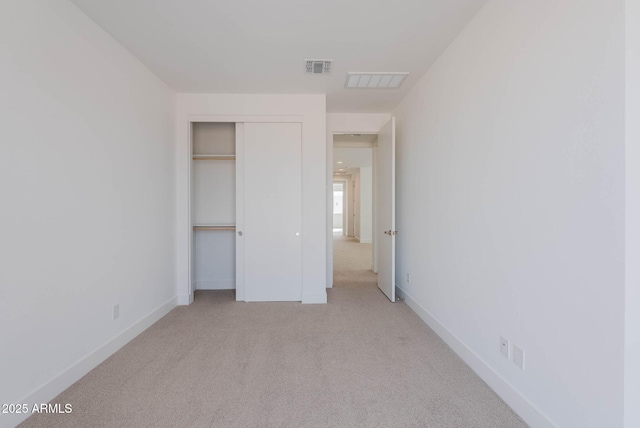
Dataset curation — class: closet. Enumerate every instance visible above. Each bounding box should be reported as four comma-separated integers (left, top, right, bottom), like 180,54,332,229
192,122,236,292
191,120,303,302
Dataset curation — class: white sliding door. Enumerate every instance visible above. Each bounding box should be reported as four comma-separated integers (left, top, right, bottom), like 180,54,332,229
241,122,302,301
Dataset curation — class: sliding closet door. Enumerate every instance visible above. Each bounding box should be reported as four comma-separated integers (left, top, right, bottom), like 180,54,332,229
242,122,302,301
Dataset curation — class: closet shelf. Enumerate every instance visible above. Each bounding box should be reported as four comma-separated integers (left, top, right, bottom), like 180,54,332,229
193,225,236,231
192,154,236,160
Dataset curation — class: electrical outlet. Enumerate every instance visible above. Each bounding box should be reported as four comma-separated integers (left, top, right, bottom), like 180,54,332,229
406,273,411,284
513,345,525,369
113,304,120,320
500,336,510,359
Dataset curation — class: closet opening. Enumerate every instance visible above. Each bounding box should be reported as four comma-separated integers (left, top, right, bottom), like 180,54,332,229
191,122,237,302
332,134,377,288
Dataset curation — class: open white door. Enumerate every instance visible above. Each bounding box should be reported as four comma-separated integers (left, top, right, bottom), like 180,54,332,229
376,117,396,302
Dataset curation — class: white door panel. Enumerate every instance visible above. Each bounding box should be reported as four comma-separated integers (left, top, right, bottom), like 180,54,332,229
377,117,396,302
242,122,302,301
235,123,245,301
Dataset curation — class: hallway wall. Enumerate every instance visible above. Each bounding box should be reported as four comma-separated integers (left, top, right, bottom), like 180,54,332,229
359,167,373,244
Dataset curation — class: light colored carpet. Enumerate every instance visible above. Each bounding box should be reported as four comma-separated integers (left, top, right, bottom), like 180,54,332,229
20,288,527,428
333,235,378,287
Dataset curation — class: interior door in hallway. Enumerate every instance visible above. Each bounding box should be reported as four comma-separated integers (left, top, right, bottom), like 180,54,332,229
241,122,302,301
376,117,396,302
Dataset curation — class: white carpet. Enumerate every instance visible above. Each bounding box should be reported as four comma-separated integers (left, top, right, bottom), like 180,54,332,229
20,288,527,427
333,235,378,287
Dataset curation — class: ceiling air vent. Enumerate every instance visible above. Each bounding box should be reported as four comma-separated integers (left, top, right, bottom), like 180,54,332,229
305,60,332,74
346,72,409,88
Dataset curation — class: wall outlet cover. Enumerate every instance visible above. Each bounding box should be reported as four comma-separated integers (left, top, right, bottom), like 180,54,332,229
500,336,510,358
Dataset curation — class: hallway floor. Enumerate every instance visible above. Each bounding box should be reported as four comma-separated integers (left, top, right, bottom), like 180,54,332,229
333,234,377,287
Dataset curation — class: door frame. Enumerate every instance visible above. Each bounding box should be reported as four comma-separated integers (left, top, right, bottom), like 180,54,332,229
328,133,378,287
184,115,302,304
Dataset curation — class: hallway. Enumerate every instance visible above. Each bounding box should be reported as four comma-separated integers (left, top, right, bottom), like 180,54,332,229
333,235,377,287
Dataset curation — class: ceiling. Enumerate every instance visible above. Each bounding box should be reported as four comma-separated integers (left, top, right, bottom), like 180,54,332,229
334,147,372,175
334,134,378,145
70,0,487,112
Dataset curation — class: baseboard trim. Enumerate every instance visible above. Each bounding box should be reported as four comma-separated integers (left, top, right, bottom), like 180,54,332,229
302,292,327,304
395,285,556,428
177,293,193,305
6,296,178,428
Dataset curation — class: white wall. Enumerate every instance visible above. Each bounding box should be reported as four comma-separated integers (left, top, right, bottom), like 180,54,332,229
359,166,373,244
393,1,625,427
344,175,355,237
333,214,343,229
193,230,235,290
0,1,177,427
176,94,327,304
326,113,390,286
332,181,344,230
353,169,361,239
625,1,640,426
351,165,374,244
332,179,348,232
333,180,344,228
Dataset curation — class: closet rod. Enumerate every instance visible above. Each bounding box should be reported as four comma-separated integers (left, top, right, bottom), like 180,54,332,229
192,155,236,160
193,226,236,231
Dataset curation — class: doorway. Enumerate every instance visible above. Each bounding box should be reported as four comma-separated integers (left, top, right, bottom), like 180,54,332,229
332,134,377,287
333,182,345,234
